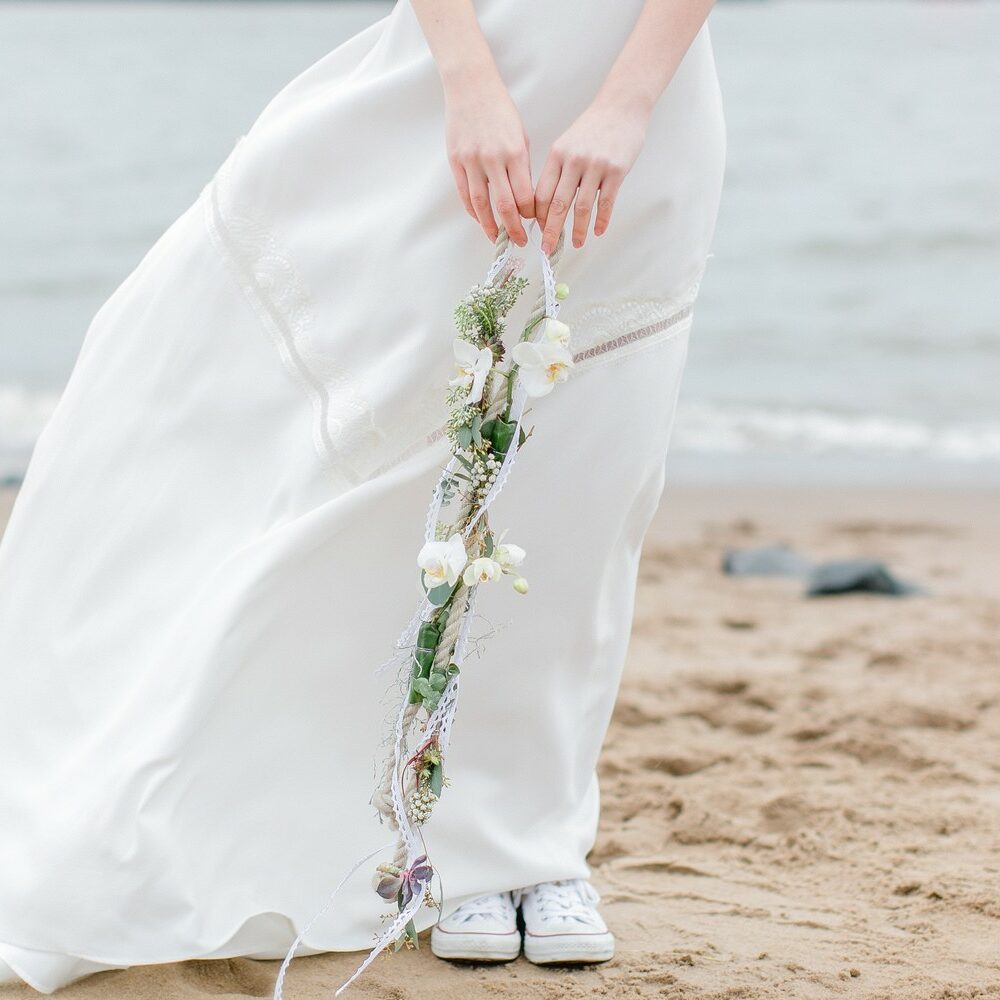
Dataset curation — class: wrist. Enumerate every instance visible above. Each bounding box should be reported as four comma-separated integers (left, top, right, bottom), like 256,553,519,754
437,45,504,98
591,72,660,123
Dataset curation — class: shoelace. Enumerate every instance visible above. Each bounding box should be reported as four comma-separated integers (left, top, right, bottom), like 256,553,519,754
446,892,513,924
518,879,601,925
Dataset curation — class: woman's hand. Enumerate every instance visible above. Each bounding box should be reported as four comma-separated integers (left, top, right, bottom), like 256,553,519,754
534,99,649,254
444,70,534,247
414,0,714,253
411,0,534,247
533,0,717,254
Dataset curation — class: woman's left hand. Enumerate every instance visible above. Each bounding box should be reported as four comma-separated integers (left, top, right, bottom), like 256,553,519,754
534,100,649,254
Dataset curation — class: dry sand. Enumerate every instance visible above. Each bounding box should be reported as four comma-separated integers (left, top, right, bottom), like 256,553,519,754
1,483,998,999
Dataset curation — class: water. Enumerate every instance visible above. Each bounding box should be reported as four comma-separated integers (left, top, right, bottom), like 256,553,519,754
1,0,998,485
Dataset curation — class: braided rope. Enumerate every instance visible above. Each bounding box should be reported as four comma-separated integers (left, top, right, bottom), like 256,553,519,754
369,227,517,849
276,223,568,1000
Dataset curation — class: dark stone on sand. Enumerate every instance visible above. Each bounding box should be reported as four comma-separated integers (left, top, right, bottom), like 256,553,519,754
805,559,924,597
722,544,813,577
723,545,925,597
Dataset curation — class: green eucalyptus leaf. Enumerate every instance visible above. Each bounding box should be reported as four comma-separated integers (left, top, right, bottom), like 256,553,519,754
427,582,455,607
429,762,444,797
411,678,434,700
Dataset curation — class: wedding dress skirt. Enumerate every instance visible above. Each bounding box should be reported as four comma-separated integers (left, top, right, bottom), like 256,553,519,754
0,0,724,992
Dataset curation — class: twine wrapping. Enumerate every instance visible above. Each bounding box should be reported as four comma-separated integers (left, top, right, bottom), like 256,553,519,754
275,220,565,1000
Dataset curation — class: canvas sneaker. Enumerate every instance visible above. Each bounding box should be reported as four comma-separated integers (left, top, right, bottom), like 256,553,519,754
516,879,615,965
430,891,521,962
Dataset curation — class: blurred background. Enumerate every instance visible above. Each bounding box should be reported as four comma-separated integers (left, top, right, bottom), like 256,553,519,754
1,0,998,488
2,7,999,995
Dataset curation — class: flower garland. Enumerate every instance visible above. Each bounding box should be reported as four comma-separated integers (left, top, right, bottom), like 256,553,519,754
273,222,570,998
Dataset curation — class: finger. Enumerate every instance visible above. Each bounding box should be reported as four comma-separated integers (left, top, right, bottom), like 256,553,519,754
532,153,562,230
467,167,499,242
541,164,581,255
571,166,602,249
507,151,535,221
594,169,624,237
486,162,527,246
449,161,477,221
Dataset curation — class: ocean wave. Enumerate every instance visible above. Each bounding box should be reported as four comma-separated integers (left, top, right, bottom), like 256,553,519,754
0,386,59,446
673,403,1000,462
3,389,1000,486
0,386,60,482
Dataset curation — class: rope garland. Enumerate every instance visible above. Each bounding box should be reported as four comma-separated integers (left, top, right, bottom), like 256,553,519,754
275,221,567,999
370,223,563,849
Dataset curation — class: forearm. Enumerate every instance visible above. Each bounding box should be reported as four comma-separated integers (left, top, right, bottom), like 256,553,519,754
411,0,534,244
410,0,503,97
594,0,716,117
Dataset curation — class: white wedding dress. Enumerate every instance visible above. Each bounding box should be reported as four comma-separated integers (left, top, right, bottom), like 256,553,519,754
0,0,724,992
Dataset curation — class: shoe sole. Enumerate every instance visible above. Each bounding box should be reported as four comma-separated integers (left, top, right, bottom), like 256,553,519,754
523,932,615,965
430,929,521,963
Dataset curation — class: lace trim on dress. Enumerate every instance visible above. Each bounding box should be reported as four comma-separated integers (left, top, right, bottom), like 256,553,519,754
365,296,696,481
202,138,382,489
567,288,698,372
202,137,700,487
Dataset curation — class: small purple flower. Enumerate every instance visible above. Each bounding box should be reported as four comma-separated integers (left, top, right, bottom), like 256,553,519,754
372,868,403,902
399,855,434,908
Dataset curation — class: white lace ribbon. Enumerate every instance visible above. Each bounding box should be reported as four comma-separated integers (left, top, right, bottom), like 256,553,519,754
274,221,560,999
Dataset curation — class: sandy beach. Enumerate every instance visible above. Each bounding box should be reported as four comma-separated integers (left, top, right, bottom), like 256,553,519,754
1,482,997,999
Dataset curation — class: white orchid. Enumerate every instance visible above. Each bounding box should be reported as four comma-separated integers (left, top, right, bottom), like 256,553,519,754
540,318,571,348
512,577,530,595
511,340,574,398
495,542,526,570
450,338,494,405
417,534,468,589
462,557,503,587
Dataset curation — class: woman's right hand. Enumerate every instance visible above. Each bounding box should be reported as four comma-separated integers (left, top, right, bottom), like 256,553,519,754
444,69,534,247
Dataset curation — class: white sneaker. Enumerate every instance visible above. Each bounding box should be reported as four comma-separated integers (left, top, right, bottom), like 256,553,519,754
516,879,615,965
430,891,521,962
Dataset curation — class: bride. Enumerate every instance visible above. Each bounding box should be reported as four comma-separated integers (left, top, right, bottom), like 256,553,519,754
0,0,724,992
